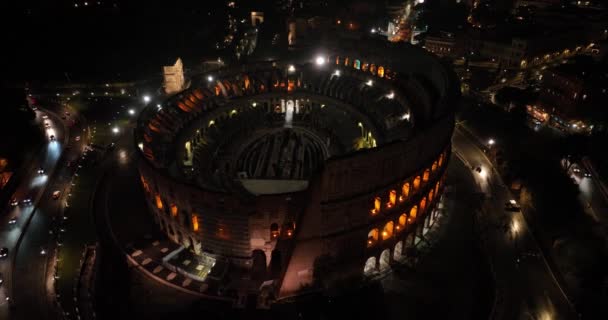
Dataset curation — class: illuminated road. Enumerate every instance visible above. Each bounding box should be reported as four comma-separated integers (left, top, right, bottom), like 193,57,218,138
452,126,579,320
10,103,89,320
0,107,67,318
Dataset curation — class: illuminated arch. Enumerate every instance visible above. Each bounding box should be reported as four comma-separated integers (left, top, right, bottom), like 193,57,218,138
398,213,407,228
335,56,341,65
155,194,163,210
370,64,377,75
432,161,438,172
413,176,421,191
409,205,418,221
271,223,280,239
423,169,430,182
362,62,369,71
401,182,410,200
367,228,379,247
191,214,200,232
388,190,397,208
354,59,361,69
377,66,384,78
344,57,350,66
429,189,434,202
438,153,445,167
371,196,381,215
382,221,394,240
420,197,427,213
435,181,440,195
170,203,178,217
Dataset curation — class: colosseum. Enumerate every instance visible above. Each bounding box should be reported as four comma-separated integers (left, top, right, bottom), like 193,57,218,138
135,37,459,301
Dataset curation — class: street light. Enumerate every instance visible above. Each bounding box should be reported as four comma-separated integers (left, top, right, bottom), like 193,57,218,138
288,65,296,73
128,109,135,115
207,75,214,82
488,138,495,146
315,56,326,66
112,127,119,134
143,95,151,103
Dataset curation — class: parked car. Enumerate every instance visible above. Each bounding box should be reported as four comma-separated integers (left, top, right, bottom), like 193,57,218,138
0,247,8,258
10,198,18,206
52,190,61,200
505,199,521,212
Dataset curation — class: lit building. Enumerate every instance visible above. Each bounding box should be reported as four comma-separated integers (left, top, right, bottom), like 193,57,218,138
135,37,458,305
162,58,186,96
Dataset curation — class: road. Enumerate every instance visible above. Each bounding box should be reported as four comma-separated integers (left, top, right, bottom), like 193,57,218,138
568,160,608,227
452,127,579,320
0,107,69,318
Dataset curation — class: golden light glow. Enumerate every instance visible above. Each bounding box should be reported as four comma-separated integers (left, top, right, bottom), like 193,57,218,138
409,206,418,220
155,194,163,210
399,213,407,227
170,204,178,217
372,196,381,215
402,182,410,199
413,176,421,190
389,190,397,206
382,221,394,240
423,169,430,182
192,215,199,232
420,197,427,212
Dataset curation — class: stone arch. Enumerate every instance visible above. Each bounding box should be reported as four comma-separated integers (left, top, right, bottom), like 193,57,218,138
382,221,394,240
363,256,377,275
394,241,403,260
379,249,391,272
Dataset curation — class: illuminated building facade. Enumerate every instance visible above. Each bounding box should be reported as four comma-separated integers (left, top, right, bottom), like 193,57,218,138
135,38,458,302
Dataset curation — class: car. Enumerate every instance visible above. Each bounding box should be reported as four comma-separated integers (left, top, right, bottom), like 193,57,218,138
584,172,592,178
505,199,521,212
0,272,3,285
44,122,50,128
21,198,32,205
75,136,81,142
50,135,55,141
65,111,70,116
52,190,61,200
0,247,8,258
37,167,44,174
42,115,48,119
10,198,18,206
8,218,17,225
573,168,581,173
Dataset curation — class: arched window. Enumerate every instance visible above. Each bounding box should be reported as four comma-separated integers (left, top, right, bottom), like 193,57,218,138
170,204,178,217
401,182,410,200
435,181,440,195
155,194,163,210
364,256,377,275
420,197,427,213
432,161,438,172
354,59,361,69
384,69,393,80
409,206,418,222
367,228,379,247
429,189,434,202
438,153,444,167
335,56,341,65
344,57,350,66
270,223,280,239
370,64,377,75
388,190,397,208
371,196,381,215
191,214,200,232
423,169,430,182
377,66,384,78
413,176,421,191
398,213,407,228
379,249,391,271
382,221,394,240
362,62,369,71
